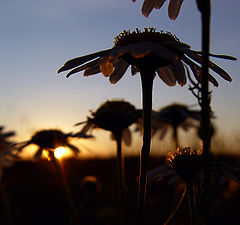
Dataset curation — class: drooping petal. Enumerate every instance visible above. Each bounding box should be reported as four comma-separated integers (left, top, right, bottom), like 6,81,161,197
182,56,219,87
84,63,101,76
99,56,114,76
122,128,132,146
168,0,184,20
185,50,232,82
189,50,237,61
58,49,112,73
170,60,186,86
109,60,129,84
157,66,177,86
66,59,99,78
34,148,43,160
65,143,80,155
142,0,166,17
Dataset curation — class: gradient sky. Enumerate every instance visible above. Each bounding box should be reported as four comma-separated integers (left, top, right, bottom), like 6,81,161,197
0,0,239,158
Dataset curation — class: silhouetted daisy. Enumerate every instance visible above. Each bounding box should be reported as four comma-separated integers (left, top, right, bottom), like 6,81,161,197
0,126,17,177
58,28,235,220
133,0,184,20
17,129,81,159
152,103,201,147
75,100,141,204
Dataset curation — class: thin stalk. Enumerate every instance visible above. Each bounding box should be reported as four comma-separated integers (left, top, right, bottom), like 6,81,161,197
186,182,196,225
173,126,179,149
136,68,154,224
200,0,211,158
113,131,126,225
49,151,79,225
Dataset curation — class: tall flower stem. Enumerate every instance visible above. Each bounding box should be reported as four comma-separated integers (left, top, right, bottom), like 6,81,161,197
199,0,211,157
113,131,126,225
137,68,154,223
49,151,79,225
186,182,196,225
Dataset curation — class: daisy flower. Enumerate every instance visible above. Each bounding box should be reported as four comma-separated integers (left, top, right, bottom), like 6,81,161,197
0,126,17,178
132,0,184,20
58,28,236,221
17,129,81,159
151,103,201,147
74,100,141,204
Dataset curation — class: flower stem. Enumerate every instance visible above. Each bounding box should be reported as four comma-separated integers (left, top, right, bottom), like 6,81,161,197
137,68,154,224
186,182,196,225
114,131,126,225
49,151,79,225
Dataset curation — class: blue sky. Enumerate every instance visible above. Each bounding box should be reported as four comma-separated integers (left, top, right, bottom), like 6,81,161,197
0,0,239,158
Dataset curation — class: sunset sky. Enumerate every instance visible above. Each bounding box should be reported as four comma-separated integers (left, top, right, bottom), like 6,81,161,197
0,0,239,158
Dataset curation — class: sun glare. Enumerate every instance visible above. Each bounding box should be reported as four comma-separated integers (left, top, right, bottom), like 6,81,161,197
54,147,69,159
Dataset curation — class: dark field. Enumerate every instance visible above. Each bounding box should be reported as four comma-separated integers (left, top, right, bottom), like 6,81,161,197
1,155,239,225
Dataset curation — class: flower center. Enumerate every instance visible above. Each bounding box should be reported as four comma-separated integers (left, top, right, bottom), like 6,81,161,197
114,28,179,47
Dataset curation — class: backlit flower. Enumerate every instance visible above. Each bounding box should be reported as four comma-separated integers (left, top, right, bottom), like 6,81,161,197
58,28,235,87
17,129,81,159
152,103,201,146
75,100,141,204
0,126,17,177
75,99,141,146
132,0,184,20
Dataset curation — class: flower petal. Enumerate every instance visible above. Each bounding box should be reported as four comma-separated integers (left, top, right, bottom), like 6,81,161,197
157,66,177,86
66,59,99,78
65,143,80,155
58,49,112,73
182,56,219,87
168,0,184,20
142,0,166,17
99,56,114,76
84,64,101,76
34,148,43,160
109,60,129,84
189,50,237,61
185,50,232,82
122,128,132,146
171,60,186,86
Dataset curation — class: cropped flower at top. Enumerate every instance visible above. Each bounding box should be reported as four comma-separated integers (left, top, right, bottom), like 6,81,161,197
58,28,236,87
132,0,184,20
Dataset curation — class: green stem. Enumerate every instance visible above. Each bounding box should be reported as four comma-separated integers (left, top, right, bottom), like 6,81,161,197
173,126,179,149
49,151,79,225
136,68,154,224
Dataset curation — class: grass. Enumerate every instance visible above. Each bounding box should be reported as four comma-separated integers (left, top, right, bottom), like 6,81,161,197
0,154,239,225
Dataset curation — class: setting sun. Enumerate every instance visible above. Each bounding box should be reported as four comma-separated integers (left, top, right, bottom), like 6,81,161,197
54,147,69,159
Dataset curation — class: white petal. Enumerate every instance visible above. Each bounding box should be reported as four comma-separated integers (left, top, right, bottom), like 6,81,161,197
109,60,129,84
122,128,132,146
171,60,187,86
157,66,177,86
83,64,100,76
142,0,166,17
99,55,114,76
168,0,184,20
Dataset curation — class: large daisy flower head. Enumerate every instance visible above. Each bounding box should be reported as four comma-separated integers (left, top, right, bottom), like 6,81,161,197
169,147,203,183
75,100,141,145
17,129,81,159
58,28,235,87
